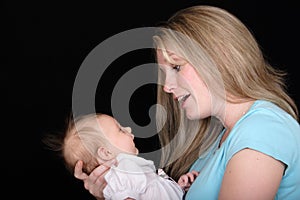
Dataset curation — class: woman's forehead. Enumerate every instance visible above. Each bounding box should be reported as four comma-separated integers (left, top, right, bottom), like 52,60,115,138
157,49,183,61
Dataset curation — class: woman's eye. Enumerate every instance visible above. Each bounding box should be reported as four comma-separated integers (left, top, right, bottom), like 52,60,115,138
173,65,181,72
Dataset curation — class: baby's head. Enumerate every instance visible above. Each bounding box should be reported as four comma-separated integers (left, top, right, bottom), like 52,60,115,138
63,113,138,174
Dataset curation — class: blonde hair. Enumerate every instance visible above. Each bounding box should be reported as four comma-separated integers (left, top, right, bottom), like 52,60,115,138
63,113,109,174
154,5,298,180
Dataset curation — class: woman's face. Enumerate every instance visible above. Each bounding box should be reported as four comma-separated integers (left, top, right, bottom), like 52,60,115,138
157,50,212,120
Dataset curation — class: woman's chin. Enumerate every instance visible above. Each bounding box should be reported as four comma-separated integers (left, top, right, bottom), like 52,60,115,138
186,112,201,120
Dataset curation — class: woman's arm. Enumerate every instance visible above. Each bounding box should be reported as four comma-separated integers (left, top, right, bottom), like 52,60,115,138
219,148,285,200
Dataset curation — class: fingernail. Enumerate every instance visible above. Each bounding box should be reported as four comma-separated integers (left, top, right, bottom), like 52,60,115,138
104,159,117,167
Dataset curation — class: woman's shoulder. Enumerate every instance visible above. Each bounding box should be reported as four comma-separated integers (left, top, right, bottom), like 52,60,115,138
225,100,300,167
222,100,300,192
241,100,299,131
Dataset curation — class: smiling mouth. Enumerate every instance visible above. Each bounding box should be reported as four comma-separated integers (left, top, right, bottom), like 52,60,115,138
177,94,191,105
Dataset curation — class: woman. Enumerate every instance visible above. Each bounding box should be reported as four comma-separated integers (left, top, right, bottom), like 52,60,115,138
75,5,300,199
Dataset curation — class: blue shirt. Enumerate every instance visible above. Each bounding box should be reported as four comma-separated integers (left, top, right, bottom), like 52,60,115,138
185,100,300,200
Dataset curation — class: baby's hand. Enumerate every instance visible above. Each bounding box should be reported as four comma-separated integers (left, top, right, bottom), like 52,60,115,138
177,170,199,191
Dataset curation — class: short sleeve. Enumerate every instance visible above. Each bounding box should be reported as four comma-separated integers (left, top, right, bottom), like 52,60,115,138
225,105,300,172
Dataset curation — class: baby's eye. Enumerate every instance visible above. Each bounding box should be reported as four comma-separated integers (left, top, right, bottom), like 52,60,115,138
172,65,181,72
119,127,125,133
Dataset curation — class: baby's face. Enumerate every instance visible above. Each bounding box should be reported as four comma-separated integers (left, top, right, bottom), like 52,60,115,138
98,114,139,155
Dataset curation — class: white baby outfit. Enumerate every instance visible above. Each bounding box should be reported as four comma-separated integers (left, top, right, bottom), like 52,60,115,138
103,153,184,200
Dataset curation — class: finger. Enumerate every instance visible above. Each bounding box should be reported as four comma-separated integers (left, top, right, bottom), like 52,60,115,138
177,177,184,186
86,170,108,198
191,170,199,177
184,186,191,192
102,158,117,168
83,160,114,192
179,175,192,191
90,164,110,178
95,175,108,189
187,173,195,182
178,175,189,186
74,160,88,180
187,170,199,182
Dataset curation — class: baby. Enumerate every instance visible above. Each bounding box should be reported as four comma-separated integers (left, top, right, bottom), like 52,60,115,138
56,113,197,199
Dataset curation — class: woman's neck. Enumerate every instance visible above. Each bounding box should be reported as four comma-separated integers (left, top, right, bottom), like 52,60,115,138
219,100,255,145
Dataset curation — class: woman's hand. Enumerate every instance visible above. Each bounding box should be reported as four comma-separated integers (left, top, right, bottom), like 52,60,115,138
178,170,199,191
74,159,116,199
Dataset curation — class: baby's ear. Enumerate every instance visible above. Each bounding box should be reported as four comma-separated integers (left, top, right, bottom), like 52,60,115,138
97,147,114,161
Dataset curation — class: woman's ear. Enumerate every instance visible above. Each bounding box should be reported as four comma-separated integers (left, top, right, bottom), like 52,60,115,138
97,147,114,161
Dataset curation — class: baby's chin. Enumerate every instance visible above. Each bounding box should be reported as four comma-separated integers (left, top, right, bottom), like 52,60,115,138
132,148,139,156
122,148,139,155
134,148,139,155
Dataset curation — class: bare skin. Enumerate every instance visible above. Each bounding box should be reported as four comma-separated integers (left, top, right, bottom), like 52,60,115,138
219,148,285,200
74,160,114,200
178,170,199,191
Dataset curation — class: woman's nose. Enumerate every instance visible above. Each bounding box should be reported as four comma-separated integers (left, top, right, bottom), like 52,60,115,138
163,74,176,93
163,85,174,93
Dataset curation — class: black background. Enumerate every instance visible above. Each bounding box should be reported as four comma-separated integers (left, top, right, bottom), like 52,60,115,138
2,0,299,199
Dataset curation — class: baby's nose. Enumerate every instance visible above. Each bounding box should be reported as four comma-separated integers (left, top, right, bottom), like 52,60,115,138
124,127,132,133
